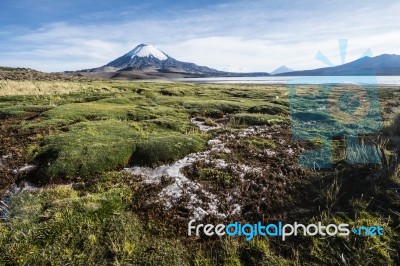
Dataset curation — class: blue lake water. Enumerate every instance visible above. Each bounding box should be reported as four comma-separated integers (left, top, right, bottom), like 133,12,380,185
173,76,400,86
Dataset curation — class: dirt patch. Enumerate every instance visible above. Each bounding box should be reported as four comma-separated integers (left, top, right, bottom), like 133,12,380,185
0,113,42,196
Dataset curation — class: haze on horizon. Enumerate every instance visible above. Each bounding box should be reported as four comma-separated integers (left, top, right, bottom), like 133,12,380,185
0,0,399,73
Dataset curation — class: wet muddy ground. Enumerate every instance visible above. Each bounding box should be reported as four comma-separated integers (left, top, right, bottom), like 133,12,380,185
126,119,317,236
0,114,37,196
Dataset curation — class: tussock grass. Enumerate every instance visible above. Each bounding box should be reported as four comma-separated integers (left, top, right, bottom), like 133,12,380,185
248,103,289,115
305,209,396,265
132,134,205,166
230,113,287,126
183,99,242,116
0,185,189,265
36,120,141,180
0,80,115,96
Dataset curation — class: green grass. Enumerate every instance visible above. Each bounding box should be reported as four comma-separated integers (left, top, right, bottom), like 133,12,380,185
305,209,396,265
182,99,242,117
35,120,141,180
247,103,289,115
230,113,287,126
34,120,205,179
41,97,186,123
0,185,190,265
0,104,50,117
244,137,276,150
197,168,235,188
132,134,205,166
3,81,290,181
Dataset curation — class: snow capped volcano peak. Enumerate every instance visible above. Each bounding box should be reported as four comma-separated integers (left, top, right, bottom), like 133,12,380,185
102,43,222,74
127,44,168,60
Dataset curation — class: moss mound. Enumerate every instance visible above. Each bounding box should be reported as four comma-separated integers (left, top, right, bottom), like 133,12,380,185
231,113,286,126
36,120,140,180
132,134,205,166
248,104,288,115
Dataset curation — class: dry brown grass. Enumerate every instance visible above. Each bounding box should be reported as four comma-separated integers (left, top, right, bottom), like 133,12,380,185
0,80,81,96
0,80,114,96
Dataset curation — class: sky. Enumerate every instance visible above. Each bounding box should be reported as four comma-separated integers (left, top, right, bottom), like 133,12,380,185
0,0,399,72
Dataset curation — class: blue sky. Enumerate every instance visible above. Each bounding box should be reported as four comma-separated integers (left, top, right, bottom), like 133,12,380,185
0,0,399,72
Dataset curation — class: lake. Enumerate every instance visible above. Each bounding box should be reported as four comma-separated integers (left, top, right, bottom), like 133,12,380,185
173,76,400,86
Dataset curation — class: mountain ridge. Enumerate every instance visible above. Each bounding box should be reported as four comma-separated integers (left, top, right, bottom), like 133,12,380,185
275,54,400,76
271,65,294,75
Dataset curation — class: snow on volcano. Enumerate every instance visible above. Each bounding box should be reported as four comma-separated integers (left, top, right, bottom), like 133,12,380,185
126,44,168,60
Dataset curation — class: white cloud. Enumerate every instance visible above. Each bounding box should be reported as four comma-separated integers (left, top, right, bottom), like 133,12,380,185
1,0,399,72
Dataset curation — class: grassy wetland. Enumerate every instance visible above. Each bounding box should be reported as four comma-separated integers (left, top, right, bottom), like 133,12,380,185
0,77,399,265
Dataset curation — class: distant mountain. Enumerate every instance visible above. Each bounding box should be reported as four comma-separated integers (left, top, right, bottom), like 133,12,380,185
73,44,269,78
278,54,400,76
271,65,294,75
